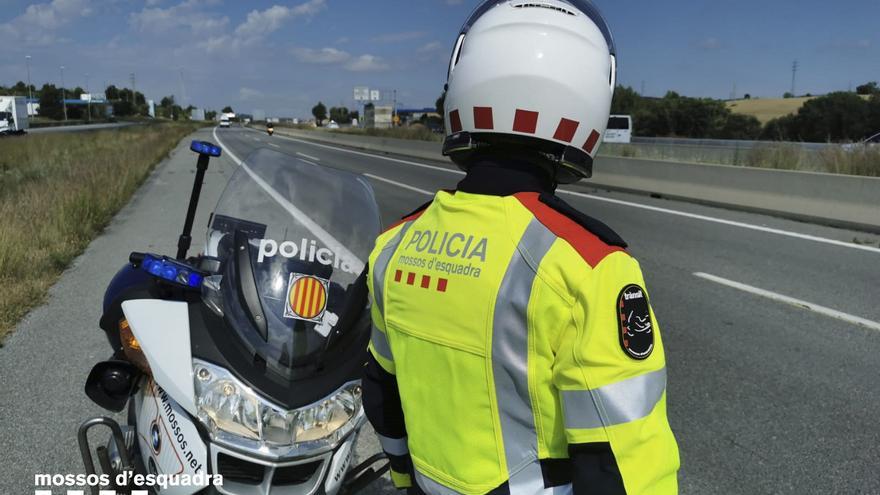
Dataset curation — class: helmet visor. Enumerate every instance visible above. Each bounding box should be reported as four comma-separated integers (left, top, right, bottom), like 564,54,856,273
460,0,616,55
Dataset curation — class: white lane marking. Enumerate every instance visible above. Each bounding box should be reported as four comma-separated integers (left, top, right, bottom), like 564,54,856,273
694,272,880,332
560,190,880,254
268,142,281,148
298,158,319,167
211,127,365,272
276,134,462,175
297,151,320,162
365,173,434,196
262,133,880,255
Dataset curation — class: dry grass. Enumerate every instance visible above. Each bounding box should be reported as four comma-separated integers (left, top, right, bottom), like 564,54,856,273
327,125,443,142
0,123,201,344
601,142,880,176
726,95,872,124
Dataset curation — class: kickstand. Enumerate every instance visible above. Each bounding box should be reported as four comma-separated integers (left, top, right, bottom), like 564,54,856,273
342,453,390,494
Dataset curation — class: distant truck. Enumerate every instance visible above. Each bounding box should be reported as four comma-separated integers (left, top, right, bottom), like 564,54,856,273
604,114,632,144
219,116,231,128
0,96,29,135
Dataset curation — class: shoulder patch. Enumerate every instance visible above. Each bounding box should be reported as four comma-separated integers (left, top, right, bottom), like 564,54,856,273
617,284,654,360
538,194,627,249
513,192,627,268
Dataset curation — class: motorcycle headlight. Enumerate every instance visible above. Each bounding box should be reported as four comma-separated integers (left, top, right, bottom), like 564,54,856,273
192,360,361,448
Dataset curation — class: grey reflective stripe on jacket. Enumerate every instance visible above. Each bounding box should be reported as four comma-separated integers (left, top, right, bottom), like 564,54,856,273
370,222,413,362
415,469,573,495
377,433,409,457
491,219,556,492
562,367,667,430
370,324,393,363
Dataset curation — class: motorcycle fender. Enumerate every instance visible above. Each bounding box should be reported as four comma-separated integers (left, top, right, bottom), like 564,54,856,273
135,380,210,495
121,300,197,415
324,435,356,495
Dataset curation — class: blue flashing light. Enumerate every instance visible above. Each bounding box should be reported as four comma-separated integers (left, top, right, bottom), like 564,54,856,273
190,140,222,157
140,254,205,289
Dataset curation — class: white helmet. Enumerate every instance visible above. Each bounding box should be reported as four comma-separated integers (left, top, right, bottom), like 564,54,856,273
442,0,617,183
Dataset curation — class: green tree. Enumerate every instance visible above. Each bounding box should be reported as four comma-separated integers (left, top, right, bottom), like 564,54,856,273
222,106,234,114
856,82,879,96
312,102,327,125
611,85,641,115
38,84,64,120
329,106,350,124
206,110,218,121
435,91,446,116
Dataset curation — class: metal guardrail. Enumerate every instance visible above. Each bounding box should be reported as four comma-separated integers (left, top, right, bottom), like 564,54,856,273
631,136,832,151
266,127,880,233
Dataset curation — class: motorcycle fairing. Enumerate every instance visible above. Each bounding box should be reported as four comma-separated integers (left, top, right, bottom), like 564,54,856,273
134,379,210,495
122,299,197,415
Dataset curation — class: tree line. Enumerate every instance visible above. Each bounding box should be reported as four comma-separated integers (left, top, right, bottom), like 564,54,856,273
0,80,221,121
612,85,880,142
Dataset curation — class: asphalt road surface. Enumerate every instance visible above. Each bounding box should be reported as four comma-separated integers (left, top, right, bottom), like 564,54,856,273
1,126,879,494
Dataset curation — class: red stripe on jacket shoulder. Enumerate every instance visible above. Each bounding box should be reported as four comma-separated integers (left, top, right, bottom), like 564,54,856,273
514,192,626,268
381,191,453,234
383,208,427,234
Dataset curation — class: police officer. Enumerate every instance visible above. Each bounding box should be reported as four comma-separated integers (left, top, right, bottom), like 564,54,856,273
363,1,679,493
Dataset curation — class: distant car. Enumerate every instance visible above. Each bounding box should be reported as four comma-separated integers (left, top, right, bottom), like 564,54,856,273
220,117,230,128
604,115,632,144
842,131,880,151
326,120,340,129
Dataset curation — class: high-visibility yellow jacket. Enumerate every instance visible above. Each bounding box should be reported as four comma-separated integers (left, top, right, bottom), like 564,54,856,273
366,185,679,495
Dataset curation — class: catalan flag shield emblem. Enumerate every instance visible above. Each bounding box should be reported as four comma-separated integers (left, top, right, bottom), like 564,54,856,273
284,273,329,322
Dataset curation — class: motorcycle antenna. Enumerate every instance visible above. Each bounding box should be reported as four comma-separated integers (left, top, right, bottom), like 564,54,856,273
177,141,222,260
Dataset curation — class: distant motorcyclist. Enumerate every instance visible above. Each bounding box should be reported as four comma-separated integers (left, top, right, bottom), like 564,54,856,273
267,121,274,136
363,1,679,494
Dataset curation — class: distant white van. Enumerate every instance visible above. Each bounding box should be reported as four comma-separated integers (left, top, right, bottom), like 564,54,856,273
219,116,230,128
605,115,632,144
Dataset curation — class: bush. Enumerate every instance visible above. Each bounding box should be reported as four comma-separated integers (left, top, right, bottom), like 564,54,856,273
611,87,762,139
763,92,878,142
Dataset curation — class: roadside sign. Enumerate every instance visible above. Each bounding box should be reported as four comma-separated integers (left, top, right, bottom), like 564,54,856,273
354,86,370,102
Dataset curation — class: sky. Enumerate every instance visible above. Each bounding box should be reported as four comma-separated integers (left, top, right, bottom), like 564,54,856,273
1,0,878,118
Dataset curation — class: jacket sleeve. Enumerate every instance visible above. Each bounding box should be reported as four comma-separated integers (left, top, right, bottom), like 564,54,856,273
364,259,414,490
553,253,680,495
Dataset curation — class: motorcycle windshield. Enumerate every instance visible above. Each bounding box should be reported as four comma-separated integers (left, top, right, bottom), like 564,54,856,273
205,148,381,380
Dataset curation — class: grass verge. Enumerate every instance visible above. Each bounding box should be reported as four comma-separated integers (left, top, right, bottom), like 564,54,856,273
0,123,201,344
601,143,880,176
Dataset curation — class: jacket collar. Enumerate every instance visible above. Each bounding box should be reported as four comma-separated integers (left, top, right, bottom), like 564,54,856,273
456,160,556,197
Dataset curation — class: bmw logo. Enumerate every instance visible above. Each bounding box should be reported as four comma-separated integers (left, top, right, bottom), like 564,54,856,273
150,423,161,453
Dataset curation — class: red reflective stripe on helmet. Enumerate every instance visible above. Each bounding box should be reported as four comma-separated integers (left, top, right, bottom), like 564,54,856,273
473,107,494,129
513,109,539,134
449,109,463,133
554,118,580,143
514,192,625,268
583,129,601,154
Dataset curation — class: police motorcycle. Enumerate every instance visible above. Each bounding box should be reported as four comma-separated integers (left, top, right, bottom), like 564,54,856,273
267,123,275,136
78,141,389,495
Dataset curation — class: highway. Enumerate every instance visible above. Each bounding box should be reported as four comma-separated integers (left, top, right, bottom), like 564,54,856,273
1,125,879,494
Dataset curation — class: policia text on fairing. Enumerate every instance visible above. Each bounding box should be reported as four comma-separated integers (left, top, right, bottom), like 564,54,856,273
2,1,880,495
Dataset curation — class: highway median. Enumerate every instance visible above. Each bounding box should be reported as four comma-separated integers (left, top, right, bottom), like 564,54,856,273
0,123,202,344
262,126,880,233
